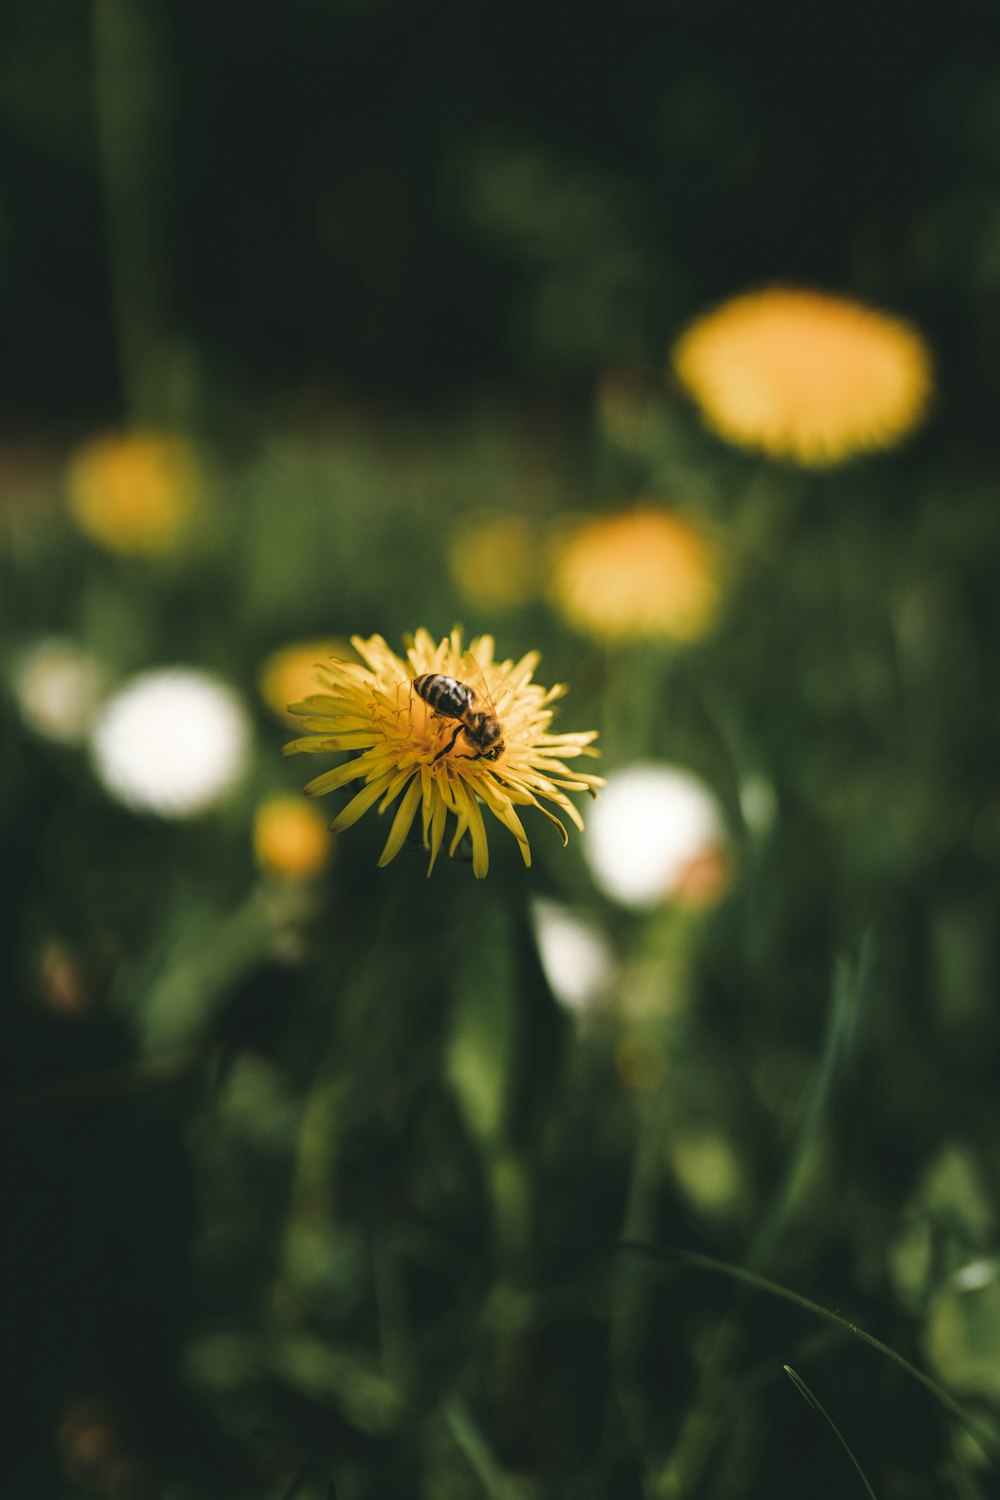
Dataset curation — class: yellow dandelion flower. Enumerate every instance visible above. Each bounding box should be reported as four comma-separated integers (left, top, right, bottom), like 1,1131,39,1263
66,431,201,552
447,513,540,609
671,287,933,466
550,507,722,644
283,629,603,878
253,795,331,880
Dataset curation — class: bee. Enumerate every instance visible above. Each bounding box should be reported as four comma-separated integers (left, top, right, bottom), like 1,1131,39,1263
413,671,505,763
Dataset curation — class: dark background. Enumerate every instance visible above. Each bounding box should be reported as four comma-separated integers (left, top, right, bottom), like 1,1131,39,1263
4,1,996,420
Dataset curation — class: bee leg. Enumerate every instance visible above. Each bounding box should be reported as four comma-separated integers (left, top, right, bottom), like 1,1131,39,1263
432,723,465,763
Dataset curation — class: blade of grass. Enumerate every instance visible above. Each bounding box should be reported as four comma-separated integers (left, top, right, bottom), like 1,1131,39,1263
442,1396,518,1500
784,1364,878,1500
571,1238,1000,1468
92,0,179,422
748,931,875,1268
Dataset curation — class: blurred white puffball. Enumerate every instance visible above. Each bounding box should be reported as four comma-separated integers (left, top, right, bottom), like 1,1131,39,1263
90,668,251,816
12,638,107,743
531,898,614,1013
584,763,724,907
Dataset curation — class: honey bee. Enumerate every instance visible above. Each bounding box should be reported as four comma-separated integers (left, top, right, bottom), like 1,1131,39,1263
413,671,505,762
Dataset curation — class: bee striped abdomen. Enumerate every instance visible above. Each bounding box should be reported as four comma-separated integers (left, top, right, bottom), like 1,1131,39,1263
413,673,475,718
414,670,505,763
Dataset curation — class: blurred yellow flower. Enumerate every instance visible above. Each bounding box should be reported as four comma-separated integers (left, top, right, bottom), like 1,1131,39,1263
284,629,602,878
259,638,352,725
448,513,540,609
253,795,331,880
550,507,721,643
66,431,201,552
671,287,932,466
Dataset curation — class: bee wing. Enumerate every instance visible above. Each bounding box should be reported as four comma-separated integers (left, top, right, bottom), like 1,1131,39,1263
460,647,501,717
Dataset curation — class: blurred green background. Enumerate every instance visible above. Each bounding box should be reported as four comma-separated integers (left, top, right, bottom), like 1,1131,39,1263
4,2,1000,1497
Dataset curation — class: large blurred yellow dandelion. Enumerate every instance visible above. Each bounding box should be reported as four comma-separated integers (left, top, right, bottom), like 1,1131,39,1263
671,287,933,466
66,431,201,552
283,629,603,878
550,507,722,643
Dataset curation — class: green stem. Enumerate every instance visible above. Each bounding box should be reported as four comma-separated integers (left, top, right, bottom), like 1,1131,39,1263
442,1396,518,1500
601,1240,1000,1471
784,1364,878,1500
92,0,176,422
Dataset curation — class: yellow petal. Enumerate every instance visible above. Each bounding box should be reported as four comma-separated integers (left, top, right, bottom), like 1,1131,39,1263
377,766,418,813
506,650,542,692
377,775,423,867
476,778,531,868
304,751,393,798
524,796,569,846
449,804,471,858
288,724,374,742
454,779,490,878
420,766,434,845
329,775,393,831
427,792,449,875
286,695,341,715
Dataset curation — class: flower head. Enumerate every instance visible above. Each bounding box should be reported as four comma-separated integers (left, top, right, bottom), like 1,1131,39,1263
671,287,932,466
283,629,602,878
66,431,202,552
12,638,107,743
254,795,331,880
448,513,541,609
583,763,728,908
90,668,251,816
550,506,722,644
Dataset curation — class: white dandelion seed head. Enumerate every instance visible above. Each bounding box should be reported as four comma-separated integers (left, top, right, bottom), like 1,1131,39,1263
584,763,725,908
12,638,107,743
531,898,614,1014
90,668,251,816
